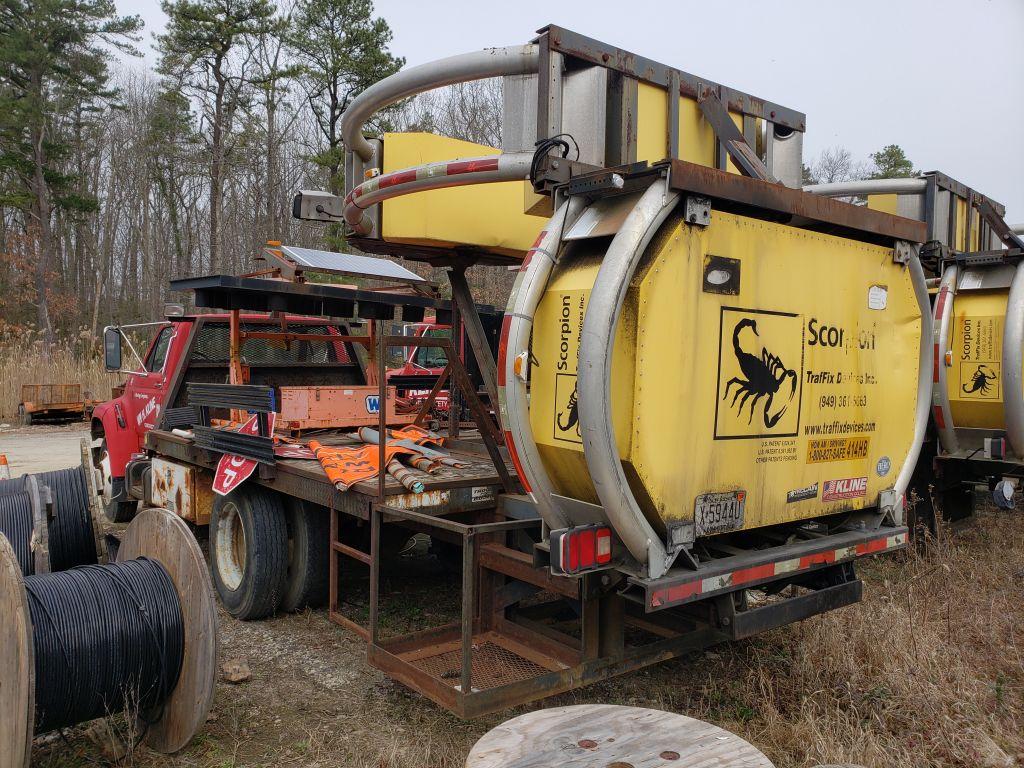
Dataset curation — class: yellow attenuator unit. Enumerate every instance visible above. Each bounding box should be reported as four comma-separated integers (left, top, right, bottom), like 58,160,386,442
946,290,1008,430
380,132,544,256
378,84,752,257
530,211,922,535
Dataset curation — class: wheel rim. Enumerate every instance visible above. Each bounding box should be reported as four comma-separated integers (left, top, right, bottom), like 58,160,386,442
99,447,114,501
216,502,246,591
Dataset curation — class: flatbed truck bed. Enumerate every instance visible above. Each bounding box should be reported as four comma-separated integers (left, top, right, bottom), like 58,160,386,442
143,428,513,519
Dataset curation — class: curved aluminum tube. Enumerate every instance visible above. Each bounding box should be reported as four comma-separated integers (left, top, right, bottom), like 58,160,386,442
497,197,585,529
932,264,960,455
892,250,935,507
578,181,679,578
342,45,539,163
1002,262,1024,457
344,153,533,235
803,179,927,197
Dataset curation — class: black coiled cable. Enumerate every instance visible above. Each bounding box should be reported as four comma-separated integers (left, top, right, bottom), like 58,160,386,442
25,558,185,734
37,467,97,571
0,475,28,495
0,491,35,575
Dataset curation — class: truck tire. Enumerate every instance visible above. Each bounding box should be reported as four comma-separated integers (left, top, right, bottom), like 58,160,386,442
210,486,288,620
97,438,137,524
281,498,329,612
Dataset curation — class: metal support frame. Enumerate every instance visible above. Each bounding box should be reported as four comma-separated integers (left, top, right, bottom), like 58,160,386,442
697,86,774,182
322,318,516,635
447,267,499,411
363,498,879,718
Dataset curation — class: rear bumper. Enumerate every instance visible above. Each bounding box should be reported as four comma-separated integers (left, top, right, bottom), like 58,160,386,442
626,525,908,612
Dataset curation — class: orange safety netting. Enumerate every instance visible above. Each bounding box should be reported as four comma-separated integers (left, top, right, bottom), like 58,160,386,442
308,440,415,491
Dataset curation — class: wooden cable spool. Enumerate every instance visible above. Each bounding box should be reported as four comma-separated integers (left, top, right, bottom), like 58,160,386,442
0,507,217,767
465,704,776,767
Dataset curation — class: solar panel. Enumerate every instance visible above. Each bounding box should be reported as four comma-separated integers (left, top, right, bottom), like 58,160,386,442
278,245,427,283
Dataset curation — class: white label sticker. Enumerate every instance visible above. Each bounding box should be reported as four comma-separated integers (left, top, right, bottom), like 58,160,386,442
959,271,983,290
868,285,888,310
471,486,496,503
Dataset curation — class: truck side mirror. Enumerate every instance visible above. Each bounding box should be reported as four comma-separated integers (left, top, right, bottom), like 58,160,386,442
103,327,122,371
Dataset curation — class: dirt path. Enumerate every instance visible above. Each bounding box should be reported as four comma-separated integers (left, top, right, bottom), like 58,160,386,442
0,423,90,475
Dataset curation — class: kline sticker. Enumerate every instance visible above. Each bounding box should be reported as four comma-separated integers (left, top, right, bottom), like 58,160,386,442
787,483,818,503
821,476,868,502
714,307,804,440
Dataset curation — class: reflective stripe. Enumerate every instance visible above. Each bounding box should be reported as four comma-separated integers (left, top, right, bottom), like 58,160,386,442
648,530,907,609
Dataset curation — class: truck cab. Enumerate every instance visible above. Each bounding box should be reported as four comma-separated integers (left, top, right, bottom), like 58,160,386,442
93,308,359,520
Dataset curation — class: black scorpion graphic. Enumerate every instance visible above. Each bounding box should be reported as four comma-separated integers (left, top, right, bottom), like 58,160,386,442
557,383,580,435
723,318,798,428
962,364,998,395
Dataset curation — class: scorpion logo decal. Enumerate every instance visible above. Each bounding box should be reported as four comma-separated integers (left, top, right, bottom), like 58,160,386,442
962,364,998,396
557,382,580,436
723,318,799,429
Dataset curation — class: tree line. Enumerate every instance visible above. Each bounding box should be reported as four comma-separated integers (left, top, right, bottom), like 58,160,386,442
0,0,915,346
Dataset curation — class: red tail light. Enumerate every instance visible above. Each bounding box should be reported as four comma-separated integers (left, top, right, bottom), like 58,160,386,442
550,524,613,575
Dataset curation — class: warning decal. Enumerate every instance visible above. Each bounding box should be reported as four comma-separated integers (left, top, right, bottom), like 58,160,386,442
807,436,870,464
955,315,1001,401
715,307,804,440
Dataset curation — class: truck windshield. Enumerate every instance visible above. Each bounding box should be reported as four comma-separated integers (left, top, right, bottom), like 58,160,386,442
145,326,174,372
412,327,450,368
191,322,350,364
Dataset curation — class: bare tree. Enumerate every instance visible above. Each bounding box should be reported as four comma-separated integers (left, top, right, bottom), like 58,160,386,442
399,79,503,148
806,145,869,185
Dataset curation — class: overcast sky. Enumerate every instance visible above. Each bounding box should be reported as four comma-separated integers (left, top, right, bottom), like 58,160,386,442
125,0,1024,224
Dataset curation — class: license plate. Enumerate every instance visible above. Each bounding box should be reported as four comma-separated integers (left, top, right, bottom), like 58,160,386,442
694,490,746,536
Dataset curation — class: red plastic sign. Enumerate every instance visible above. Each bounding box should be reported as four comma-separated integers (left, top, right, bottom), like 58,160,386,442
212,413,276,497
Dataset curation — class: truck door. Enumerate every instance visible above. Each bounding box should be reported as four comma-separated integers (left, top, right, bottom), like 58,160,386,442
125,324,175,439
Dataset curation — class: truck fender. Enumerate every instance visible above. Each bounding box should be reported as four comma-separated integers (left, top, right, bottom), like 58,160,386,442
90,399,134,480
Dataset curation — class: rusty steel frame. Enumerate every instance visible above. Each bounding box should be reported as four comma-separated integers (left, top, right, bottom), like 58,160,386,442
366,502,737,718
668,158,927,246
328,316,515,636
539,24,806,133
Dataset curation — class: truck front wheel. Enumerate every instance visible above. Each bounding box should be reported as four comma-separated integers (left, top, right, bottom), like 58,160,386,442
97,438,137,524
210,486,288,620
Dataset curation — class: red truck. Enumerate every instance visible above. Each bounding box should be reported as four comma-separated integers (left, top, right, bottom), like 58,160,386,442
94,308,358,522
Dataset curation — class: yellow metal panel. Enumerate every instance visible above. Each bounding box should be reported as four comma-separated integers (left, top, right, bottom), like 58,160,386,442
636,82,743,172
947,290,1008,430
955,197,968,251
867,194,899,215
531,211,922,535
380,132,543,255
677,97,716,167
637,82,669,164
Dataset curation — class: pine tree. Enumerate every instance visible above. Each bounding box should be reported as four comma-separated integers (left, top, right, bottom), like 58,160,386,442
0,0,141,341
157,0,278,272
287,0,403,196
869,144,916,179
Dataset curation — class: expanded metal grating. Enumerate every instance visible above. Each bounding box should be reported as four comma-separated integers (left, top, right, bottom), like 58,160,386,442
407,640,549,690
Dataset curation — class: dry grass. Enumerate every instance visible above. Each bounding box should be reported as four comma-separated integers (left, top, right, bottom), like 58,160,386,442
673,506,1024,768
27,502,1024,768
0,331,118,421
